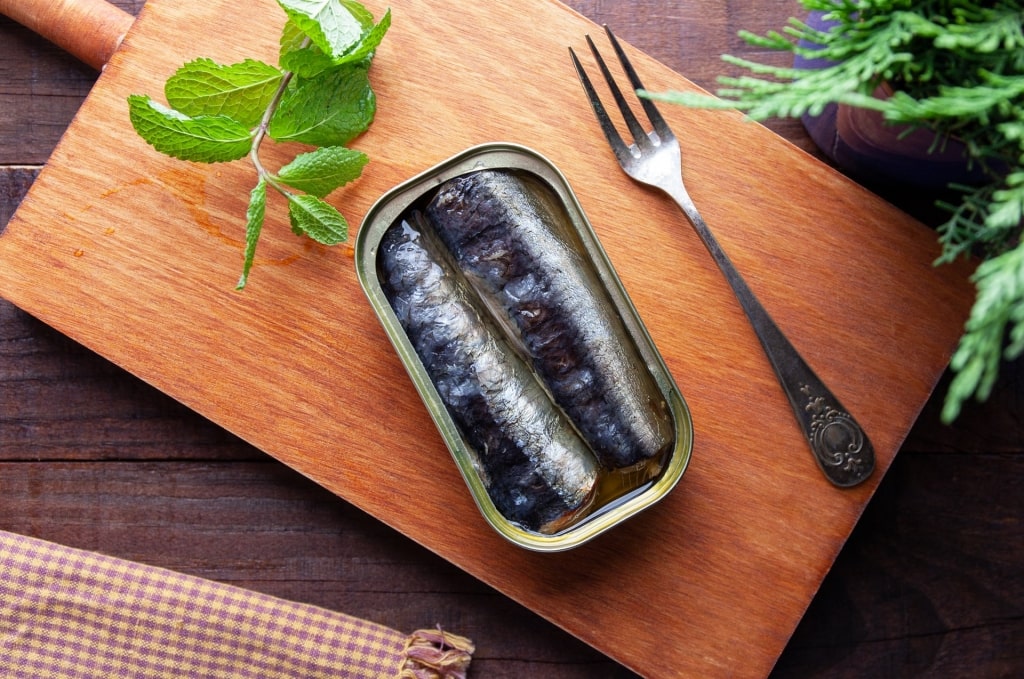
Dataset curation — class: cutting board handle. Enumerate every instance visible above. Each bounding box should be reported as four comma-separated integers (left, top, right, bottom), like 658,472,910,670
0,0,134,70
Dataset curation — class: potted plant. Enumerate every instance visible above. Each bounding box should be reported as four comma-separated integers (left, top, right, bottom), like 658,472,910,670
645,0,1023,423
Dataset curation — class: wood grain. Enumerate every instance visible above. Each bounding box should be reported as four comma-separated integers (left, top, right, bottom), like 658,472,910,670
0,1,1015,679
0,168,38,229
0,0,133,70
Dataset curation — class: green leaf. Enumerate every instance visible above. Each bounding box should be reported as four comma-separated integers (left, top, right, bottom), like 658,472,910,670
267,64,375,146
279,20,337,78
276,0,368,59
165,58,284,127
127,94,253,163
279,8,390,77
237,178,268,290
287,193,348,244
339,6,390,63
280,18,307,54
276,146,368,197
942,243,1024,422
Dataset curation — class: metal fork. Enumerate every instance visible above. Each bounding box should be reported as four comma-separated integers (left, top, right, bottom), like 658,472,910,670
570,26,874,487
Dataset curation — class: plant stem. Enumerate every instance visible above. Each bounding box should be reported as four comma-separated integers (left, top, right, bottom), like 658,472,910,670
249,38,310,197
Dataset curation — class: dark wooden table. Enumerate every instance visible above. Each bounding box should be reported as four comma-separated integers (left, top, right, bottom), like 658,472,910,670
1,2,1020,677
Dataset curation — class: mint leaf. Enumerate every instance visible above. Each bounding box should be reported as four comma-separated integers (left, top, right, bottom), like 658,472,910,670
166,58,284,128
342,7,390,62
280,18,308,54
127,94,253,163
237,178,268,290
279,20,337,78
279,8,390,76
338,0,374,28
268,64,374,146
287,193,348,244
276,146,368,197
276,0,367,59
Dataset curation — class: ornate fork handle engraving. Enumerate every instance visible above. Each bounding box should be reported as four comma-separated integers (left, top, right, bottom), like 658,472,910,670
802,384,872,483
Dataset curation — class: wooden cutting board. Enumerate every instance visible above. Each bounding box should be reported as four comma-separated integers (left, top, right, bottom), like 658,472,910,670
0,0,976,676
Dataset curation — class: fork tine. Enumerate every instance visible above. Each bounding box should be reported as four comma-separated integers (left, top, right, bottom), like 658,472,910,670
602,25,675,143
583,33,651,150
569,45,633,163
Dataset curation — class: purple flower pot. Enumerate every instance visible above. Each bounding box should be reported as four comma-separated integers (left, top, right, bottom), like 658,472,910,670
795,11,986,197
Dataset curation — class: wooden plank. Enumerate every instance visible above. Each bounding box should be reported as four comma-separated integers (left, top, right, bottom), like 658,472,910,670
0,167,38,228
0,0,978,676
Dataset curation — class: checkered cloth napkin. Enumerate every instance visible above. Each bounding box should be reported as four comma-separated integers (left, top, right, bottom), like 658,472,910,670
0,530,473,678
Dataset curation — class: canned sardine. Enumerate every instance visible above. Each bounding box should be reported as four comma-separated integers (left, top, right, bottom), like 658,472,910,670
356,143,693,551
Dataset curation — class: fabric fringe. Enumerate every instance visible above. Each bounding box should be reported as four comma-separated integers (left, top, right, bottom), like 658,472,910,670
399,627,475,679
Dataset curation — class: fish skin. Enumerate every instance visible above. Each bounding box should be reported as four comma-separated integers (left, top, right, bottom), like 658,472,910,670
426,170,674,470
379,215,599,534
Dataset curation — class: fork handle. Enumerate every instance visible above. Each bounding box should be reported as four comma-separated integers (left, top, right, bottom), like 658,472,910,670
665,182,875,487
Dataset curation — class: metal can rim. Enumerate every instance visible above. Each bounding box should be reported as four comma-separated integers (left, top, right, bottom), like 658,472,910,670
355,142,694,552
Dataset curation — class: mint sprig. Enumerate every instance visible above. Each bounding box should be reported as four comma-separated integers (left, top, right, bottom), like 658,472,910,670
127,0,391,289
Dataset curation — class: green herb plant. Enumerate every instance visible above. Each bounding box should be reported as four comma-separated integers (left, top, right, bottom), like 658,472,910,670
128,0,391,289
644,0,1024,422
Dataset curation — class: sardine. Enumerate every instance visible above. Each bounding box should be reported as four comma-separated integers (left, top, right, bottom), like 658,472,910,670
426,170,674,470
379,214,600,534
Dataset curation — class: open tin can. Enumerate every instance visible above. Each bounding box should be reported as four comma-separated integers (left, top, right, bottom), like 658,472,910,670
355,143,693,551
